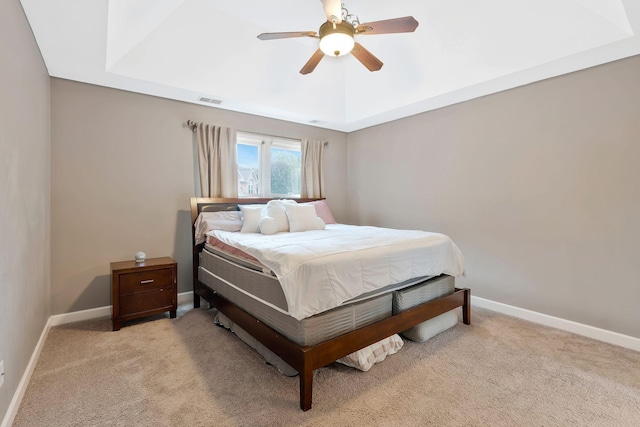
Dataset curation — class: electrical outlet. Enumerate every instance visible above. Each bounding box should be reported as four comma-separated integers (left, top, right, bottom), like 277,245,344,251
0,360,4,388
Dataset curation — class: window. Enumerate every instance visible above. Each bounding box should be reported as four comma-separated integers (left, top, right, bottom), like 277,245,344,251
237,132,302,198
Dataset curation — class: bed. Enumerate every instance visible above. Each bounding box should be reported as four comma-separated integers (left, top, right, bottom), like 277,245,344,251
190,197,470,410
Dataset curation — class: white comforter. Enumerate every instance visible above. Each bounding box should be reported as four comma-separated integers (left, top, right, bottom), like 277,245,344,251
208,224,464,320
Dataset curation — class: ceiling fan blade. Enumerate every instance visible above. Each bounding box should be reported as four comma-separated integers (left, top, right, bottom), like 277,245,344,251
356,16,419,35
351,43,383,72
321,0,342,23
257,31,317,40
300,49,325,75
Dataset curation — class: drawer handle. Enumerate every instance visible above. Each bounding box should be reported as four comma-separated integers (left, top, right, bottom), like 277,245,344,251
140,279,155,284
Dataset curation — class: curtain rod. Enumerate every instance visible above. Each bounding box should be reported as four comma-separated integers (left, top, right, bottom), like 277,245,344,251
185,120,328,146
186,120,198,132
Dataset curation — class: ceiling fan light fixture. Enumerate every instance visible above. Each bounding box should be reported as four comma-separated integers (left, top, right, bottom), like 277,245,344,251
319,21,355,57
319,33,354,56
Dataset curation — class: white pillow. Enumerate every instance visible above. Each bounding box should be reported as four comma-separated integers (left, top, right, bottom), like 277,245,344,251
239,205,264,233
284,204,325,232
259,200,296,235
336,334,404,372
258,216,278,235
193,211,243,244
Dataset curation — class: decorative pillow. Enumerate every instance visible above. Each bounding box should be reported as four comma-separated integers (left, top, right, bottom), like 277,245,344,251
300,200,337,224
336,334,404,372
284,204,325,232
193,211,243,244
258,216,278,236
401,310,459,343
239,205,264,233
259,199,297,235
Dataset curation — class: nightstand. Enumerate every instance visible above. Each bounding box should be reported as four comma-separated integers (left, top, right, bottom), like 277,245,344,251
111,257,177,331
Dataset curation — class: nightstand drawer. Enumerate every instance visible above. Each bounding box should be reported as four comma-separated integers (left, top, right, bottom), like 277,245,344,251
119,268,173,294
119,288,174,316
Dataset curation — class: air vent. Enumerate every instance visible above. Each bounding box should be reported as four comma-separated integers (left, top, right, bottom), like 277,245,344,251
198,97,222,105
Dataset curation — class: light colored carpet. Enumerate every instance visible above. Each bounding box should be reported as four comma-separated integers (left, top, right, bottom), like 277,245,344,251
13,305,640,426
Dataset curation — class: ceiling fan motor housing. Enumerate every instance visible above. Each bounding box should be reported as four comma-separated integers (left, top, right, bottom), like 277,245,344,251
319,21,355,56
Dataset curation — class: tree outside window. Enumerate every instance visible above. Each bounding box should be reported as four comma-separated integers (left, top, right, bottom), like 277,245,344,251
237,133,301,197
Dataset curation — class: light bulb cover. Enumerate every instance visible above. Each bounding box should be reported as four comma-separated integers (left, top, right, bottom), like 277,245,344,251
320,33,355,57
318,21,355,57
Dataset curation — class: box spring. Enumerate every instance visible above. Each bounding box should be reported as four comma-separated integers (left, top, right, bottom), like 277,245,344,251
199,265,392,346
393,275,459,342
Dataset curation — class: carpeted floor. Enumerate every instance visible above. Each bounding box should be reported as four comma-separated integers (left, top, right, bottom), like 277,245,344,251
13,305,640,426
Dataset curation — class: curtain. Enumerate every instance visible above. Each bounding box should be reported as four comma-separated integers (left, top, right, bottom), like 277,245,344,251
196,123,238,198
300,139,326,198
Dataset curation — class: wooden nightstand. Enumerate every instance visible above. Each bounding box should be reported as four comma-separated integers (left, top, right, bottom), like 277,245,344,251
111,257,177,331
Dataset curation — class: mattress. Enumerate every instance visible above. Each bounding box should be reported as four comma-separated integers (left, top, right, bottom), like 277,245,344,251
393,275,459,342
199,264,392,346
208,223,464,320
201,244,287,310
393,275,455,308
198,248,456,346
201,244,439,313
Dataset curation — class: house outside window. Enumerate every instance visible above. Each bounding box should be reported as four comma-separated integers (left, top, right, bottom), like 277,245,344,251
237,132,301,198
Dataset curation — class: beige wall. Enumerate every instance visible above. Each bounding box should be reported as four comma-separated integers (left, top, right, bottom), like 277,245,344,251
0,0,51,420
50,79,349,314
347,55,640,338
49,56,640,340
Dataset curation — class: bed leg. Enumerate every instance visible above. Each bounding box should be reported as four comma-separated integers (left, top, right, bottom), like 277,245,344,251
300,366,313,411
462,288,471,325
193,292,201,309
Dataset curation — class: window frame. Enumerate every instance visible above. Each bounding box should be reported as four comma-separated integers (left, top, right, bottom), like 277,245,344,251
237,132,302,198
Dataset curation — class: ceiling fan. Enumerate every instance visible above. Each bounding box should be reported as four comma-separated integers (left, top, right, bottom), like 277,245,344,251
257,0,419,75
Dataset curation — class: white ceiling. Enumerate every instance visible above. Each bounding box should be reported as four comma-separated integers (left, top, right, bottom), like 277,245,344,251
21,0,640,132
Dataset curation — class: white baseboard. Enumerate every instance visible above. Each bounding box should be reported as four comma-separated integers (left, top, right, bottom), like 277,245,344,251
49,305,111,326
1,317,52,427
2,291,195,426
471,296,640,352
49,291,194,326
177,291,194,306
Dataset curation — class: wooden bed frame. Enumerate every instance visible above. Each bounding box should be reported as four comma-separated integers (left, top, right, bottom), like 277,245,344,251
190,197,471,411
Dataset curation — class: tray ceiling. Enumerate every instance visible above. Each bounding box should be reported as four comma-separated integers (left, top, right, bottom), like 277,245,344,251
21,0,640,132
